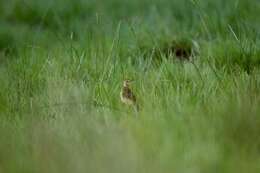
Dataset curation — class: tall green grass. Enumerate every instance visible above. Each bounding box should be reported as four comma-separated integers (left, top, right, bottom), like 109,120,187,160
0,0,260,172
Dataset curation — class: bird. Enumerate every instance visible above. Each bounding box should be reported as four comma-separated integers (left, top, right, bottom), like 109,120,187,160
120,79,139,112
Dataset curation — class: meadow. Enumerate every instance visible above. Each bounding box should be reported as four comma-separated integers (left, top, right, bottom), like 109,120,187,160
0,0,260,172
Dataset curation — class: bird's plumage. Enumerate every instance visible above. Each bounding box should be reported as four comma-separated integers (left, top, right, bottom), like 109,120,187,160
120,87,136,105
120,80,139,111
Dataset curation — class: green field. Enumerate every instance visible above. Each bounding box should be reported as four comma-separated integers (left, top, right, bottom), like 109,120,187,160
0,0,260,172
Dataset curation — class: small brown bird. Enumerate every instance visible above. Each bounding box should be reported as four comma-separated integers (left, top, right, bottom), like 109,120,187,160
120,79,139,111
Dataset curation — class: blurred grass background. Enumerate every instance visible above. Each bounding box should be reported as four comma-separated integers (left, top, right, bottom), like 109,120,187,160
0,0,260,172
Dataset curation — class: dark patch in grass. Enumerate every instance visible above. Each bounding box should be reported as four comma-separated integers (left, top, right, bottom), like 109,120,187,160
161,40,194,60
140,38,199,63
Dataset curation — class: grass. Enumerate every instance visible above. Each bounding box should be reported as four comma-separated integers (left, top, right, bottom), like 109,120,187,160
0,0,260,172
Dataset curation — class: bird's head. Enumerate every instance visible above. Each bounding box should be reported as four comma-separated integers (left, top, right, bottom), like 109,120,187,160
123,79,133,87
